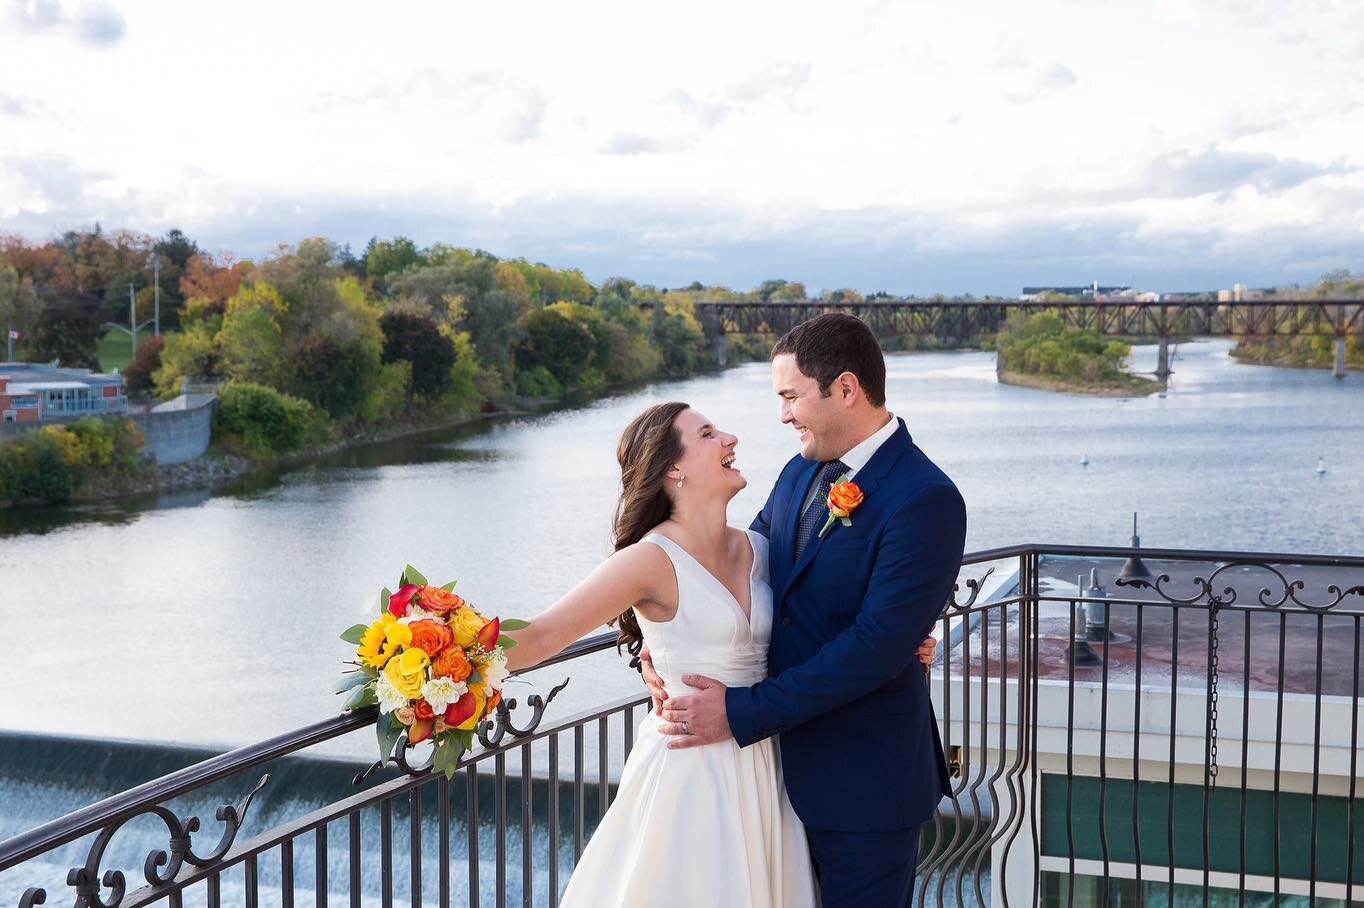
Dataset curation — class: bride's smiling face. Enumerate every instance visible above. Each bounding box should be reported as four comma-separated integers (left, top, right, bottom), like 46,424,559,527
669,408,746,501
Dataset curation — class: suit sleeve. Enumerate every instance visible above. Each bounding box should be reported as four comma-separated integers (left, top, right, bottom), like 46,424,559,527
749,480,777,539
726,482,967,747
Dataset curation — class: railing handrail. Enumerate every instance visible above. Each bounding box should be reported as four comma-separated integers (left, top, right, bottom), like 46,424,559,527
0,631,620,869
960,542,1364,568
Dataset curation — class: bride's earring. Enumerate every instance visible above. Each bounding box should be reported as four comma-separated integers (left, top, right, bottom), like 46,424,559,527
677,475,684,488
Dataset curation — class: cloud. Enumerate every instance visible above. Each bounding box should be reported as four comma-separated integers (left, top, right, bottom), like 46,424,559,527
8,0,61,30
1142,148,1346,198
597,132,678,156
74,1,125,45
1003,62,1076,103
6,0,126,45
0,94,38,116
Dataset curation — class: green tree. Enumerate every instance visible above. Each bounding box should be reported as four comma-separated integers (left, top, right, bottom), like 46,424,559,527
516,306,596,389
380,309,455,400
219,283,287,386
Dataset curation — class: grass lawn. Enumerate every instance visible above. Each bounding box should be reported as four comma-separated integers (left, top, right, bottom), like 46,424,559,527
96,331,136,372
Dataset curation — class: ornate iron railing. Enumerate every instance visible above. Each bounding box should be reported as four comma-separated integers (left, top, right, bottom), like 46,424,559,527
2,544,1362,907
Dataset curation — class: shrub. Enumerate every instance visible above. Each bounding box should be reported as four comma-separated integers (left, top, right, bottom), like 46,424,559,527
514,366,562,398
122,335,165,396
0,432,79,502
215,382,319,457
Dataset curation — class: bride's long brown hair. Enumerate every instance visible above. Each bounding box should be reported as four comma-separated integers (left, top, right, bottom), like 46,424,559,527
610,401,690,658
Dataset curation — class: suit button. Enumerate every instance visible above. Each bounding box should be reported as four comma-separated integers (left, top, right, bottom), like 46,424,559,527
782,616,792,626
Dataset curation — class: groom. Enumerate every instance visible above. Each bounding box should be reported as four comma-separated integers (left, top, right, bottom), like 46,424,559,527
643,313,966,907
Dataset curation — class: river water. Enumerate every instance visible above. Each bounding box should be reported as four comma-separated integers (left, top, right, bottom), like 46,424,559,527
1,340,1360,905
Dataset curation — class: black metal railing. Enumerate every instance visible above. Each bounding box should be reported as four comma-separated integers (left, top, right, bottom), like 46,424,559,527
2,544,1362,907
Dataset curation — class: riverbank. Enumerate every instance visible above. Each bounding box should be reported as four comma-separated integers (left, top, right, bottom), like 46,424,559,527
997,368,1163,397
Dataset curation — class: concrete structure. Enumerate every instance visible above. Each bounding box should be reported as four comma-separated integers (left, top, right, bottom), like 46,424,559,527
1021,282,1131,300
128,393,217,465
0,363,125,424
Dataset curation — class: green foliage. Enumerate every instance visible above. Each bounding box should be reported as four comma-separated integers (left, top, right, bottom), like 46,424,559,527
514,365,562,398
153,317,224,397
515,306,596,390
215,382,320,457
0,416,144,503
287,334,381,419
363,236,426,285
360,361,411,423
219,283,288,387
380,309,455,400
997,310,1131,381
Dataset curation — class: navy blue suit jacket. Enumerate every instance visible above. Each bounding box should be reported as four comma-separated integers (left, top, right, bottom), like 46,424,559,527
726,419,965,832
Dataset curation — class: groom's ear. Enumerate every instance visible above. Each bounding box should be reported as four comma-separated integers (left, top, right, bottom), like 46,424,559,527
835,371,863,406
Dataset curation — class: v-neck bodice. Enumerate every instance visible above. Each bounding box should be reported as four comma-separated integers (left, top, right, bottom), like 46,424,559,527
634,529,773,691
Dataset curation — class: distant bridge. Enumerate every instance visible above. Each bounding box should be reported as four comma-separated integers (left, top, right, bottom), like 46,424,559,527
692,298,1364,379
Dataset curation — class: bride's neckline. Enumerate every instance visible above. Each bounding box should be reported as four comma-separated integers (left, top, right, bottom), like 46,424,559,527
648,529,758,625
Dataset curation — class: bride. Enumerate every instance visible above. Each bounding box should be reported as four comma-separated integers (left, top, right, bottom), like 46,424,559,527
504,401,931,906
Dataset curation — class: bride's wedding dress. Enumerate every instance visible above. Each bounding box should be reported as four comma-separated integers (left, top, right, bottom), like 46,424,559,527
557,529,818,907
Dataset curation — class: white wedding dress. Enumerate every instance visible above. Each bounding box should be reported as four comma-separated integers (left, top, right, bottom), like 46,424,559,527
557,529,818,907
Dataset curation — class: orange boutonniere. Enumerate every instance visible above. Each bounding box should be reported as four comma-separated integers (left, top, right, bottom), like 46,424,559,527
818,475,864,539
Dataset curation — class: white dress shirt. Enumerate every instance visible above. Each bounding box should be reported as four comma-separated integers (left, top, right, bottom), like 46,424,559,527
799,412,899,514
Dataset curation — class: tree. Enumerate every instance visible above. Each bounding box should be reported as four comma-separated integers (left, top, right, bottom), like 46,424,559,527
288,334,380,418
180,253,250,321
219,283,288,386
26,288,103,368
121,335,164,395
380,309,455,400
516,306,596,389
363,236,425,285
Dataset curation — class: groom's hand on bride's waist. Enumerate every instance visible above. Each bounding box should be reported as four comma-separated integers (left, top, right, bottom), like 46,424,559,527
659,675,732,749
639,648,667,716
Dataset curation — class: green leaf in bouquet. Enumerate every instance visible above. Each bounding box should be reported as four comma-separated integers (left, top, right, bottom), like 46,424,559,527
343,683,378,711
335,673,372,694
452,728,475,752
432,738,463,780
499,618,531,631
401,564,428,587
340,624,369,645
498,637,518,649
376,711,402,766
379,587,392,611
439,580,458,592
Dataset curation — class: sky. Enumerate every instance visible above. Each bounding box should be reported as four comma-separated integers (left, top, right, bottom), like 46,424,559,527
1,0,1362,296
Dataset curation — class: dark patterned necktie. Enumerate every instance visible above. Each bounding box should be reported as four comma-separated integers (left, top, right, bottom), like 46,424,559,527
794,459,849,558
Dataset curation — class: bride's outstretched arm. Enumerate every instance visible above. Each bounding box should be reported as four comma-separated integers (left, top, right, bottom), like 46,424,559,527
503,543,670,672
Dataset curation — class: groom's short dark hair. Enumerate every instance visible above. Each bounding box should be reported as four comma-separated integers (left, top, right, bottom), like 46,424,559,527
772,313,887,408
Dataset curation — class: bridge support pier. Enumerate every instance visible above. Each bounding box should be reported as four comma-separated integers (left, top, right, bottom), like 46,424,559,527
1334,335,1347,379
1156,335,1172,385
712,331,728,369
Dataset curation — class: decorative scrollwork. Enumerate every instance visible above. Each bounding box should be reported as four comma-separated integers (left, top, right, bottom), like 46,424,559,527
18,887,46,908
1115,561,1364,611
477,678,571,748
355,678,573,782
947,568,996,612
58,775,268,908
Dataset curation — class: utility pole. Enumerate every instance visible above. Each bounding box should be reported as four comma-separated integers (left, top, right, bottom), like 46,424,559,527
129,283,137,357
5,315,12,362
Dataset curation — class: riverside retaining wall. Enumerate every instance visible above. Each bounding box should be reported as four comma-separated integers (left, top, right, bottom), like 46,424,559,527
129,393,216,465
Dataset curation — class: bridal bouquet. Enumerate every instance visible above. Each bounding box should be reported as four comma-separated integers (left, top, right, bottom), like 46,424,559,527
338,565,528,778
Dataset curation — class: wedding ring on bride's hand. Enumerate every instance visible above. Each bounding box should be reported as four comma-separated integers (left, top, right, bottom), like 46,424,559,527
682,721,691,735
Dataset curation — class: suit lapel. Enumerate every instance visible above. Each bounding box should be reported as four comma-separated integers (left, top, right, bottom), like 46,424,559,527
776,458,820,582
775,419,913,604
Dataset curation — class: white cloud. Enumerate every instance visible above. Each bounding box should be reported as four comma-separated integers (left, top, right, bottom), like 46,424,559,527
6,0,126,45
0,0,1359,294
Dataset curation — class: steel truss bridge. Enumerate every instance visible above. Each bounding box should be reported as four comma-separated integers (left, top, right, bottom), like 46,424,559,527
693,298,1364,378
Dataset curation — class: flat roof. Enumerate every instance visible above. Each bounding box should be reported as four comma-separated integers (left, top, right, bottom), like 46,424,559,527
7,381,93,392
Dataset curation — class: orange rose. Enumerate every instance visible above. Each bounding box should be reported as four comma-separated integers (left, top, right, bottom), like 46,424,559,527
826,480,864,518
484,689,502,716
408,620,453,656
416,587,465,614
431,645,472,682
413,698,436,721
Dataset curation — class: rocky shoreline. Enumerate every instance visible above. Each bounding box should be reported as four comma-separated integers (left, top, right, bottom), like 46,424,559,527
997,369,1163,397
